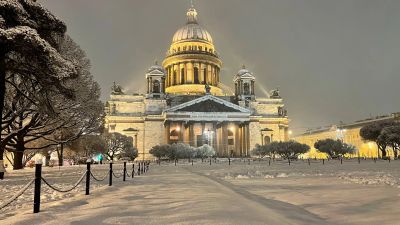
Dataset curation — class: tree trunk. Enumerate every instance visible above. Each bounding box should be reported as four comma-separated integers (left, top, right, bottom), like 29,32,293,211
0,50,5,128
13,151,24,170
58,143,64,166
0,51,6,178
380,145,387,159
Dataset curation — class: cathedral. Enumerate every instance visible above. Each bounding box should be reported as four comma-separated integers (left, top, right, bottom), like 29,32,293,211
105,5,289,160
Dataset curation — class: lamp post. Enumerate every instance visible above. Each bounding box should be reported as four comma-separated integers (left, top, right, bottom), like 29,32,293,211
203,129,214,146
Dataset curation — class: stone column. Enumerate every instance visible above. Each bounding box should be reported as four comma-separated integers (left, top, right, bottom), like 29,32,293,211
212,122,217,151
222,123,228,157
246,124,250,156
207,64,212,85
201,122,205,145
161,78,165,93
189,123,195,147
179,122,184,143
149,77,153,93
164,122,170,145
234,124,240,157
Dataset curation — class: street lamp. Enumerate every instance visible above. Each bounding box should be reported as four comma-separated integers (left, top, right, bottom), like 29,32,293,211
203,129,214,146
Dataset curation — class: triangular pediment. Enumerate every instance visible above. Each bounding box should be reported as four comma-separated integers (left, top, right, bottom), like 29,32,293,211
165,95,251,113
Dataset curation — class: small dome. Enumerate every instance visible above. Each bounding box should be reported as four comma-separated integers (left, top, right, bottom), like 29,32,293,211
234,65,255,81
171,7,213,44
147,61,165,74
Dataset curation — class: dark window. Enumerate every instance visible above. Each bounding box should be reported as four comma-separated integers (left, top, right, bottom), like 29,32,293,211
203,68,207,83
153,80,160,93
244,83,250,95
194,67,199,84
181,68,185,84
264,136,271,145
173,71,177,85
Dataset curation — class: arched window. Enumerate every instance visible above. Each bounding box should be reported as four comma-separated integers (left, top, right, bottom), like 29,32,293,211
264,136,271,145
153,80,160,93
228,130,234,137
194,67,199,84
181,68,185,84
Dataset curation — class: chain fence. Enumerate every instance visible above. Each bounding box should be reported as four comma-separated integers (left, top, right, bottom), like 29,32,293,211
0,179,34,210
41,172,86,193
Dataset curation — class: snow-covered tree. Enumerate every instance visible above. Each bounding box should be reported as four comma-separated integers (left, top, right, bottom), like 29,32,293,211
101,133,134,161
0,0,77,173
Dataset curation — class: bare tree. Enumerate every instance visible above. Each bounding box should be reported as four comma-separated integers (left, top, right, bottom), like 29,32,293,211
101,133,134,161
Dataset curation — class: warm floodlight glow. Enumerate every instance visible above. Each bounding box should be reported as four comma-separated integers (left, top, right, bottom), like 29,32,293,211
176,127,180,132
288,130,293,135
229,126,235,132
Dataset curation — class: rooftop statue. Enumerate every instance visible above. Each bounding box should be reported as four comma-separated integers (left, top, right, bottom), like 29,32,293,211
270,88,281,99
111,82,124,95
205,83,211,94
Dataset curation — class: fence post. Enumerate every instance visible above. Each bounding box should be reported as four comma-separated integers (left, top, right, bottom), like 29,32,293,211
322,159,325,165
86,159,91,195
228,157,231,166
109,162,113,186
33,159,42,213
138,163,141,176
132,164,135,178
123,162,127,181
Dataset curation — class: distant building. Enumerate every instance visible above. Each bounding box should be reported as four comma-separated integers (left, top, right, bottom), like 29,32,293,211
293,113,400,158
104,5,289,160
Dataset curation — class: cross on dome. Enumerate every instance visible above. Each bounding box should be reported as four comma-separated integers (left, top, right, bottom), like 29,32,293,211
187,1,198,24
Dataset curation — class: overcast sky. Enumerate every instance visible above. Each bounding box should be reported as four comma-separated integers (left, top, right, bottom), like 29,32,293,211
40,0,400,134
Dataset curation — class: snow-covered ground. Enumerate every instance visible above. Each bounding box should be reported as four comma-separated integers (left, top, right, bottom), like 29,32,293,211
1,159,399,224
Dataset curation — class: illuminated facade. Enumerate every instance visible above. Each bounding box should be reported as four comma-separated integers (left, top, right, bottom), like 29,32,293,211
105,5,289,160
293,113,400,159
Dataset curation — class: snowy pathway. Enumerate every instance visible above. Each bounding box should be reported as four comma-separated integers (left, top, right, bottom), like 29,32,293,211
2,164,332,225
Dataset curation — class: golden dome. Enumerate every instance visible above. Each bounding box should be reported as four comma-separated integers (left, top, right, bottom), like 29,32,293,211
171,7,213,44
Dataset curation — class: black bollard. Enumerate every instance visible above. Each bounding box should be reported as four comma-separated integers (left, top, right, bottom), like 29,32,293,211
340,158,343,164
132,164,135,178
308,158,310,166
288,159,291,165
322,159,325,165
192,159,194,166
269,159,271,166
228,158,231,166
174,159,177,166
109,162,113,186
374,158,376,163
389,158,391,163
33,161,42,213
209,157,212,165
86,161,91,195
358,157,361,164
137,163,141,175
123,162,127,181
